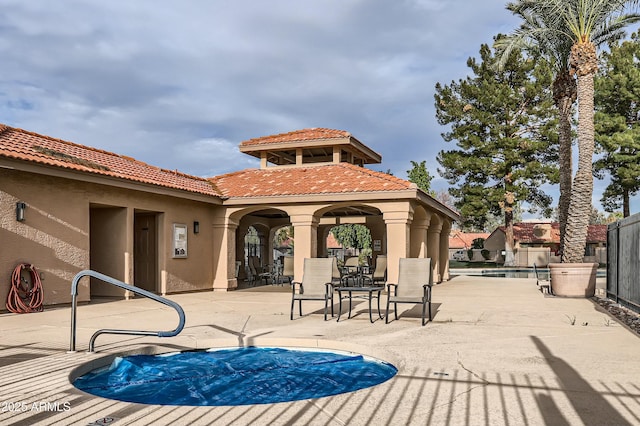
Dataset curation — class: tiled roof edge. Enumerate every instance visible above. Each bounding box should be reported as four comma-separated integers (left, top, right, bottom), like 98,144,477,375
0,124,222,197
240,128,351,146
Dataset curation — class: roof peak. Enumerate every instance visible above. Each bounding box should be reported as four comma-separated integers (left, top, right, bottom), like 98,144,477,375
239,128,381,167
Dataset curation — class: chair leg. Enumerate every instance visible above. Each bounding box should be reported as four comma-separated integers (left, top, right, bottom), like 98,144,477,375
298,300,303,316
421,302,427,326
394,303,398,320
290,298,295,320
385,297,391,323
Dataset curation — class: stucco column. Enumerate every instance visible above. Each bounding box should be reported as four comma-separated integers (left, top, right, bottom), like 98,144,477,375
410,213,432,258
427,219,443,283
317,224,331,258
439,220,452,281
290,214,319,282
212,217,239,291
384,210,413,284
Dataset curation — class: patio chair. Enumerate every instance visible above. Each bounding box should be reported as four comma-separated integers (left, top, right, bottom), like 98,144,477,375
343,256,360,285
249,256,271,285
362,255,387,286
385,258,432,326
534,263,552,295
331,257,348,286
269,259,284,285
290,258,335,320
245,258,257,286
281,256,294,284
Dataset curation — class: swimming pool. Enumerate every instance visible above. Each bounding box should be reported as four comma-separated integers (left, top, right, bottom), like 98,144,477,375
450,268,606,279
72,346,397,406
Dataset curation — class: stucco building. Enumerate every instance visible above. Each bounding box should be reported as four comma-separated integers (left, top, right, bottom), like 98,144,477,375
1,125,458,308
484,222,607,266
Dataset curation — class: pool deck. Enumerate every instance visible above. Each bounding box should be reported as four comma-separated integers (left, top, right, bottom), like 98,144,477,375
1,275,639,425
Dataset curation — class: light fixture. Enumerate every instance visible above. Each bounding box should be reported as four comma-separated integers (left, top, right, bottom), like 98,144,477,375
193,221,200,234
16,202,26,222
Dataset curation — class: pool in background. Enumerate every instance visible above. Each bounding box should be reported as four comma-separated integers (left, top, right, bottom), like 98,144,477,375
450,267,606,279
72,346,397,406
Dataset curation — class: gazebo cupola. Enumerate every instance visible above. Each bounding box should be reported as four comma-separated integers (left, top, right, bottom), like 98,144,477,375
239,128,382,169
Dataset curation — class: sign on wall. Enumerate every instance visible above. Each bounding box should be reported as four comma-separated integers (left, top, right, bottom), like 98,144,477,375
173,223,188,258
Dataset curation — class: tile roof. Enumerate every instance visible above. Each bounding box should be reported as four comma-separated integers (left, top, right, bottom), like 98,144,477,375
514,223,560,244
210,163,413,198
240,128,351,147
586,224,607,243
495,222,607,244
0,124,221,197
449,231,490,249
326,233,342,249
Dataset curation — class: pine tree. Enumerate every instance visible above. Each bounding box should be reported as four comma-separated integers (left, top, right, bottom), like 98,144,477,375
406,160,435,195
435,37,558,265
594,32,640,217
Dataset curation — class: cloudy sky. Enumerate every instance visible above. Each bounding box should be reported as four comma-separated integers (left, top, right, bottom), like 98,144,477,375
1,1,638,216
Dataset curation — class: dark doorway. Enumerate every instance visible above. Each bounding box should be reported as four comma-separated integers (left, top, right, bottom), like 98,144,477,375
134,213,157,292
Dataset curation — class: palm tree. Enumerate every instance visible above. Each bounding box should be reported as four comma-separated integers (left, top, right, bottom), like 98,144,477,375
495,1,576,255
498,0,640,263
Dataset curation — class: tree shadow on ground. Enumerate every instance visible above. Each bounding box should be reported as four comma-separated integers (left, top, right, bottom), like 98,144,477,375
531,335,631,426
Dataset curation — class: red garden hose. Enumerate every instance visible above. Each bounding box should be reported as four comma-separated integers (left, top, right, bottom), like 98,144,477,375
6,263,44,313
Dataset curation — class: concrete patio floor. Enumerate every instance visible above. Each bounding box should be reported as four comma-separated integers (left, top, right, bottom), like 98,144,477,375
1,275,639,425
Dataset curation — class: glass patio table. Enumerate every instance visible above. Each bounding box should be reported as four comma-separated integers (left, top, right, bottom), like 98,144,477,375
336,285,384,323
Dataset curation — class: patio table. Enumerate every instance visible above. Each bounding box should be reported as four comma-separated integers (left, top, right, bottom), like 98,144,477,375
343,265,371,286
336,285,384,323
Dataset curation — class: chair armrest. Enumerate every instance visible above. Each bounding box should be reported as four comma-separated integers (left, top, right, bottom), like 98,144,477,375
291,282,303,294
386,283,397,295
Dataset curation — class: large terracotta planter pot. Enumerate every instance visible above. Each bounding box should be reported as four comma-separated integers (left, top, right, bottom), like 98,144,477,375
549,263,598,297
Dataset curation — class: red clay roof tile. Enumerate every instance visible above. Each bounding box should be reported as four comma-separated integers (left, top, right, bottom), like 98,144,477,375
240,128,351,147
211,163,412,198
449,231,490,249
0,124,221,197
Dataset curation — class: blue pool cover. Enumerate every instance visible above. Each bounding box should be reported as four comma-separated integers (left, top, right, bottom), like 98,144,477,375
73,347,397,406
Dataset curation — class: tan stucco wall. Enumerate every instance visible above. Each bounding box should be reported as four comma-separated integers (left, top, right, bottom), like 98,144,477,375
1,169,91,306
1,169,217,309
90,206,128,297
484,232,506,252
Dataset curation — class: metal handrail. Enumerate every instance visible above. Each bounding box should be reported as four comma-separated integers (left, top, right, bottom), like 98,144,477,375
69,270,186,353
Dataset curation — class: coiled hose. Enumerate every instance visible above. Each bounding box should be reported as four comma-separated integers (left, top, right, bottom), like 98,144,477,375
6,263,44,313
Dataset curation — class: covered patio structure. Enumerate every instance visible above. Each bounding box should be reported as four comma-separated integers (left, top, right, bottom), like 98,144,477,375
0,124,458,306
209,128,459,290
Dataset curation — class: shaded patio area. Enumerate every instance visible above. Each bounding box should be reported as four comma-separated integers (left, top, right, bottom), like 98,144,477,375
1,275,639,425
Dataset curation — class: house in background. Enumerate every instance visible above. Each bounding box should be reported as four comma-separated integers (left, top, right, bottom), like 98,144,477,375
484,222,607,266
448,230,489,261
